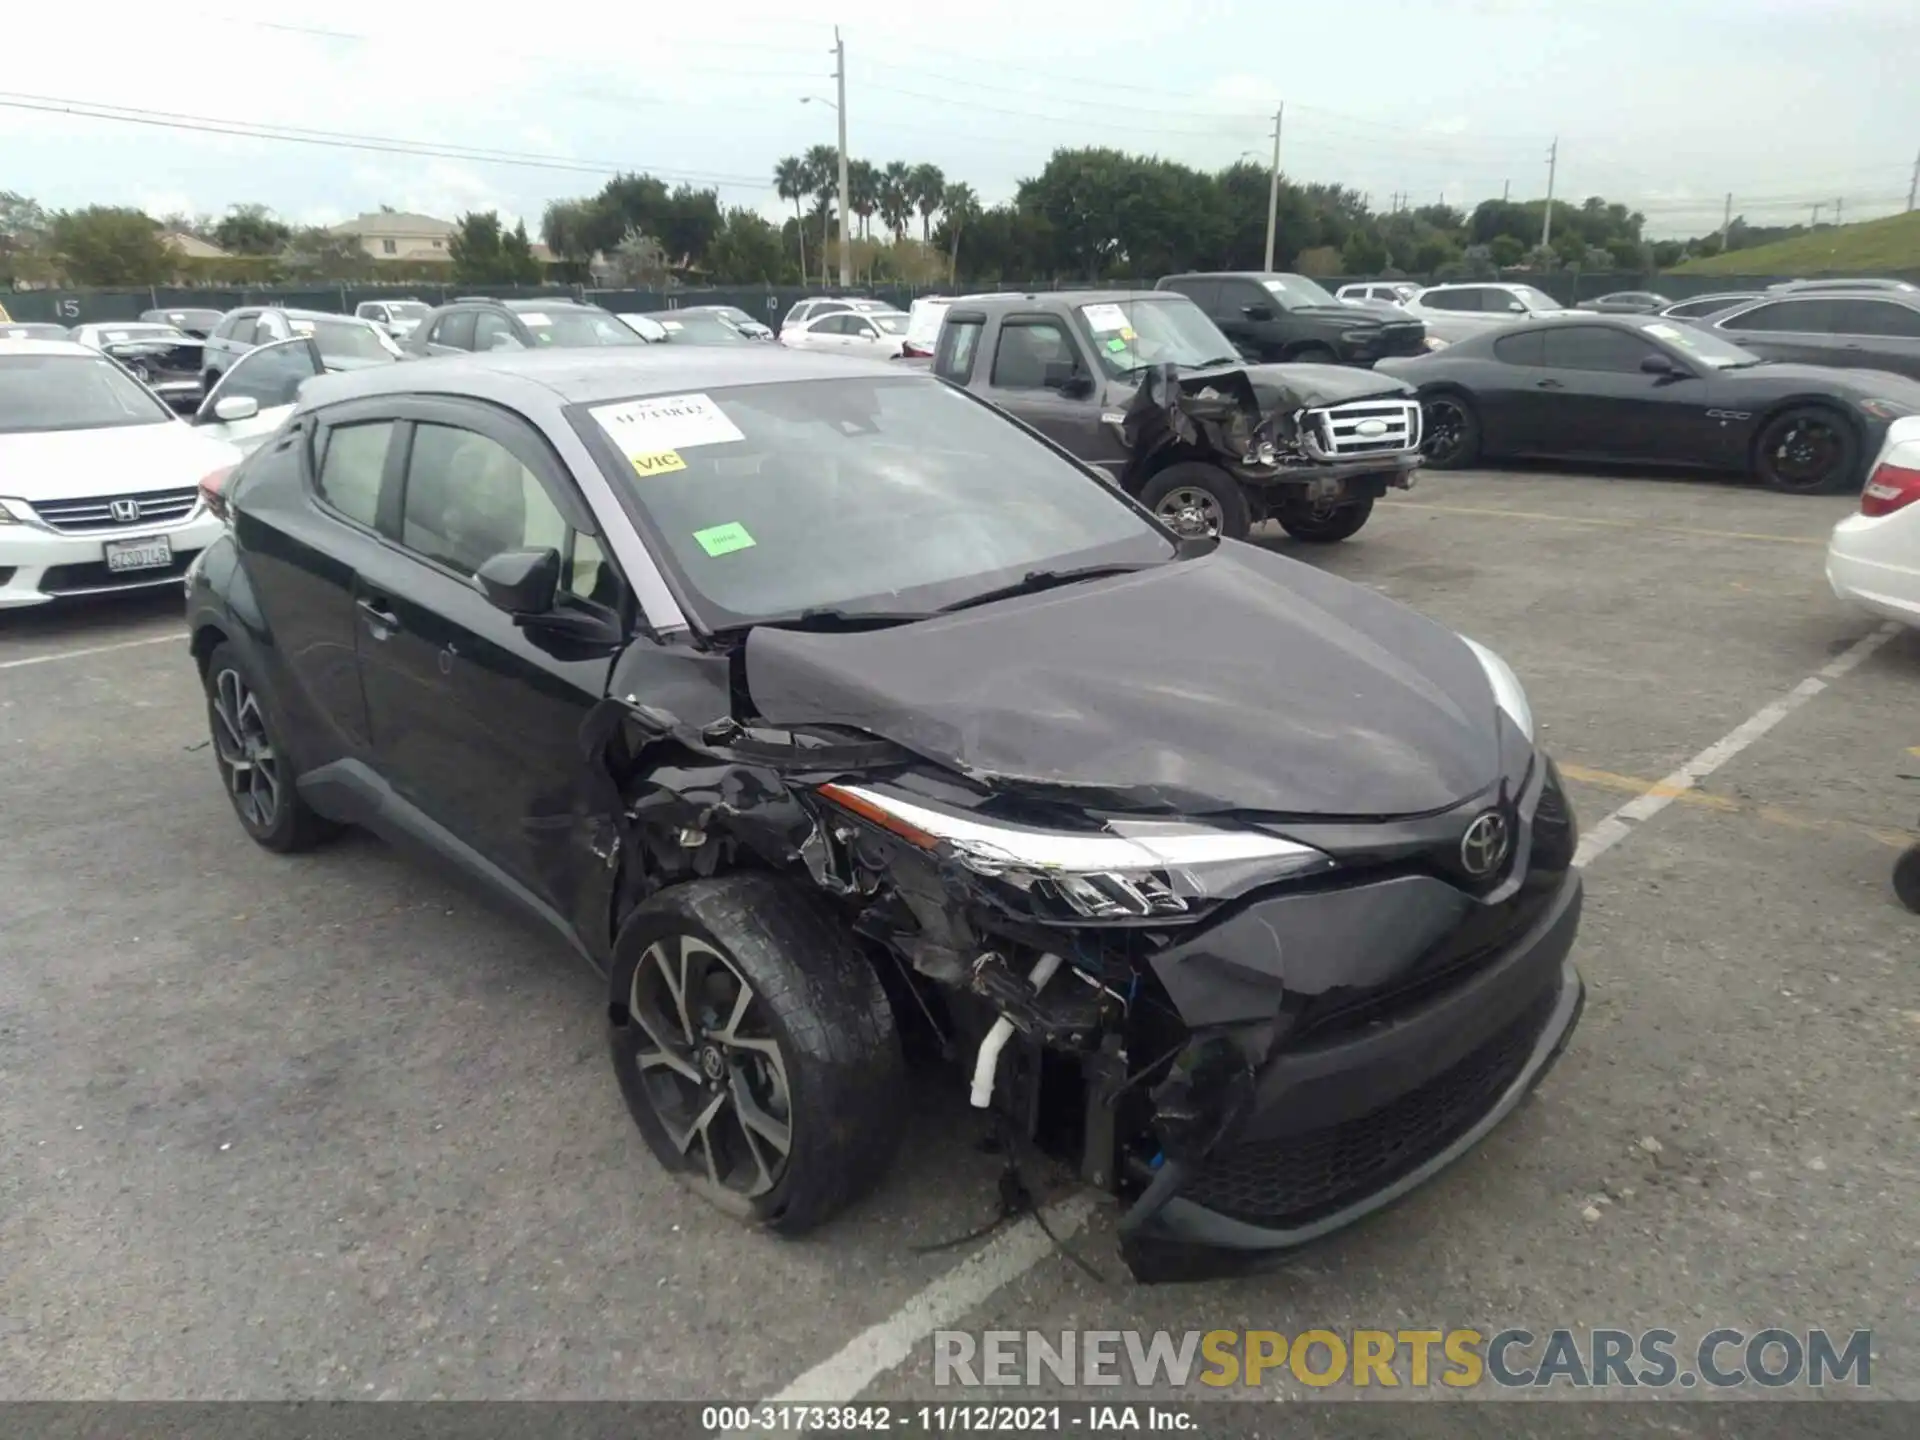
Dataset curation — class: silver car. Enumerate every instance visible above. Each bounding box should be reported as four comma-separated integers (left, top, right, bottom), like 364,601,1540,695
1401,283,1569,344
1697,291,1920,380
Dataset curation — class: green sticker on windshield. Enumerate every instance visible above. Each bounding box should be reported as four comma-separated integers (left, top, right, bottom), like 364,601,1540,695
1106,337,1128,352
693,521,756,557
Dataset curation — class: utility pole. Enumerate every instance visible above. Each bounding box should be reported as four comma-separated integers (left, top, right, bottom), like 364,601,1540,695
1262,103,1284,272
1811,202,1823,227
1909,148,1918,211
833,26,850,289
1720,191,1732,247
1540,137,1558,249
1833,196,1843,227
1502,179,1510,202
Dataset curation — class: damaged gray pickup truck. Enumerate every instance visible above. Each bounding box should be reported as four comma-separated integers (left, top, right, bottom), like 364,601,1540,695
188,346,1583,1281
928,290,1424,542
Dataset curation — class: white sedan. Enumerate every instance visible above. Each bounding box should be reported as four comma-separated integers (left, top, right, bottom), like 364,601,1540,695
1827,416,1920,628
0,337,317,607
782,309,910,358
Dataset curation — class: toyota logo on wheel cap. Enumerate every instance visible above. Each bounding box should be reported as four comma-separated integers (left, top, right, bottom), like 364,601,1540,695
1460,810,1511,878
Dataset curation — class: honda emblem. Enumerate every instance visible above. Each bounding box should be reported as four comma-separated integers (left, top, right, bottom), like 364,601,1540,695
109,498,142,523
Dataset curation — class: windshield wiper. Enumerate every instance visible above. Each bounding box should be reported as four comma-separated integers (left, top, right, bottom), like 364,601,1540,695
751,606,930,631
1186,354,1243,368
935,562,1159,616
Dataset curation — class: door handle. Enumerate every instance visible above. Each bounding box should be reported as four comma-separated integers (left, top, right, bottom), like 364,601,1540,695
356,596,400,636
1535,379,1564,389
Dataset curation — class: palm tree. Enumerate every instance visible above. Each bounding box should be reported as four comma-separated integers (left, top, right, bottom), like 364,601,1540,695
848,159,879,242
804,142,839,284
909,163,946,243
880,161,914,241
773,155,809,282
941,181,979,283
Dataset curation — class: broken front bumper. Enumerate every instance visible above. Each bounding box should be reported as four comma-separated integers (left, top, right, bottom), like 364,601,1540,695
1120,868,1584,1281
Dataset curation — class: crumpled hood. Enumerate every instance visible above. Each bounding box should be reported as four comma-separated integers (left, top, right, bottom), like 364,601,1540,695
0,421,241,502
744,544,1503,818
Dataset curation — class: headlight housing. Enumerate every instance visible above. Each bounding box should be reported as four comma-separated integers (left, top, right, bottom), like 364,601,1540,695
0,497,27,525
1423,336,1451,351
818,783,1330,920
1460,636,1534,741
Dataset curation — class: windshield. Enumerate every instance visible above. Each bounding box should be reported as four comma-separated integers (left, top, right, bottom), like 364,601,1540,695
298,318,397,361
0,355,173,433
1078,297,1240,376
712,307,757,326
579,376,1172,628
1512,286,1563,312
652,312,753,345
870,314,908,335
1634,318,1759,369
1261,274,1338,307
96,324,183,344
387,302,430,319
515,308,643,347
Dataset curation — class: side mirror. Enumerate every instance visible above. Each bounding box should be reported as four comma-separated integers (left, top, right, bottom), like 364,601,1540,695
475,548,560,616
1507,301,1526,313
212,394,259,422
1243,304,1275,322
1043,360,1091,396
1640,353,1680,376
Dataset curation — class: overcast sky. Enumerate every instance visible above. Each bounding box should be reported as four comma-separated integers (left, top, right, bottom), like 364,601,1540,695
5,0,1914,242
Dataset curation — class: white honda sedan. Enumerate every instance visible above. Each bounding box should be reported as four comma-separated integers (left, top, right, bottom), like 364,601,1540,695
1827,415,1920,628
0,337,306,608
782,308,910,358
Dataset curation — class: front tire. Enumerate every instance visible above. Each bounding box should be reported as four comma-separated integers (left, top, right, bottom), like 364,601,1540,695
608,874,906,1234
1138,462,1252,541
1277,494,1375,543
1895,844,1920,914
1421,393,1480,469
1753,406,1859,494
1290,343,1338,364
202,641,331,853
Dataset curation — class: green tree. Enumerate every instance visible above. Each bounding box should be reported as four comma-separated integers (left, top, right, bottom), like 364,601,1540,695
938,181,979,282
909,163,945,242
281,226,373,280
705,208,788,283
1342,229,1389,274
879,160,913,240
212,203,291,256
1488,234,1526,268
50,206,171,284
848,159,879,242
541,198,598,280
774,155,811,281
805,143,841,283
447,211,539,285
0,191,51,284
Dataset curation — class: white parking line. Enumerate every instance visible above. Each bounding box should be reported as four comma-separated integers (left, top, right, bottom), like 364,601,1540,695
0,632,186,670
1572,622,1901,868
767,1195,1097,1405
768,621,1903,1405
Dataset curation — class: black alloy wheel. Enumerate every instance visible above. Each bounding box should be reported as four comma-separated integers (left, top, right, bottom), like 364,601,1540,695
1754,407,1859,494
608,874,906,1233
202,641,330,852
1421,395,1480,469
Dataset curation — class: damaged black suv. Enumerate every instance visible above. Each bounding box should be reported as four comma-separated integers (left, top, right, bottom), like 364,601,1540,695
185,346,1584,1279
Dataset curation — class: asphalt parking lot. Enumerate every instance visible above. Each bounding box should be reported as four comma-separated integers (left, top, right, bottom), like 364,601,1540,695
3,465,1917,1406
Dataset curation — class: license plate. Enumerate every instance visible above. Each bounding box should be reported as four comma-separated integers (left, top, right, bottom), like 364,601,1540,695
105,534,173,573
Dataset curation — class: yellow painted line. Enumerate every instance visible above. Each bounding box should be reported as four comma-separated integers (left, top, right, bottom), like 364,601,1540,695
1390,501,1826,547
1558,760,1912,850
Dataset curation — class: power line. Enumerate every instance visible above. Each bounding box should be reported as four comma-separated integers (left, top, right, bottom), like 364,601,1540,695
0,92,770,190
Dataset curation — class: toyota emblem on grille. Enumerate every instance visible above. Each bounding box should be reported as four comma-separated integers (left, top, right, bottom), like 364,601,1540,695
1355,419,1389,438
109,498,142,523
1460,810,1511,878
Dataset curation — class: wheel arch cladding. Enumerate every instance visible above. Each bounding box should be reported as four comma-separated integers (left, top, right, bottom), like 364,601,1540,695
191,623,228,678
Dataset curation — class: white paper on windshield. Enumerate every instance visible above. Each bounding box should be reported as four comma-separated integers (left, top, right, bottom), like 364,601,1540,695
591,392,746,455
663,320,684,331
1261,280,1292,295
291,319,315,334
1643,323,1684,341
1080,303,1130,333
519,312,552,327
104,330,128,342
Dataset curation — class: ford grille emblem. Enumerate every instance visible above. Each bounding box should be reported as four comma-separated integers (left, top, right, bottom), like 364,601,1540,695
1355,419,1390,438
1460,811,1511,878
110,498,142,523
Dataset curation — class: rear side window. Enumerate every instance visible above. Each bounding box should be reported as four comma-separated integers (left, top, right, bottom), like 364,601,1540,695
1420,290,1469,311
1492,331,1545,366
433,311,477,350
316,421,394,527
1829,300,1920,338
1723,300,1831,334
934,318,983,383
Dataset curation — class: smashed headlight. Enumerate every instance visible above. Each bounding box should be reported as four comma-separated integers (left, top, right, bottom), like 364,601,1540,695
1460,636,1534,742
818,784,1331,919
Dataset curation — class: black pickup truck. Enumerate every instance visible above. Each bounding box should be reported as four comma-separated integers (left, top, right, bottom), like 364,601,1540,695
930,289,1423,542
1158,271,1431,366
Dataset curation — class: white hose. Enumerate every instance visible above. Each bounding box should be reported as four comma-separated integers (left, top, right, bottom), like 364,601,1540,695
969,952,1063,1109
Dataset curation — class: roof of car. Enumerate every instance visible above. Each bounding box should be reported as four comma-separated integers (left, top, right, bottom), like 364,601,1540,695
0,337,97,357
959,289,1168,309
296,344,911,412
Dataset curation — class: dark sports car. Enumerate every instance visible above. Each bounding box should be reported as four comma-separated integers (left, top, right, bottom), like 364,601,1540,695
1376,313,1920,493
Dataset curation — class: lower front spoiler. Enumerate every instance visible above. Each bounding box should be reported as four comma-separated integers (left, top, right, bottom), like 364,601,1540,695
1119,958,1585,1283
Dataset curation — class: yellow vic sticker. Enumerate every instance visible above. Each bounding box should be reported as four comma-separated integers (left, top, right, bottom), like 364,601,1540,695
630,449,687,477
